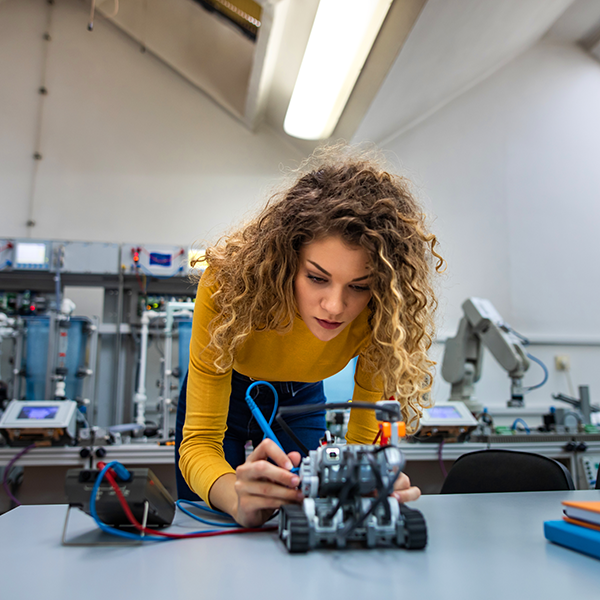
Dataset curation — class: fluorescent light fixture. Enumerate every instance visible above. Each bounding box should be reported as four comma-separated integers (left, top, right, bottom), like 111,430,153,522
284,0,393,140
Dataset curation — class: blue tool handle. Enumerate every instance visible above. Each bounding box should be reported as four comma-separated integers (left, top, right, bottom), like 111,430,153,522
245,395,285,451
245,392,300,475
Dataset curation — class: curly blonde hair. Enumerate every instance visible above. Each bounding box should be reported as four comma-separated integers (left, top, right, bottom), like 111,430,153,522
197,144,444,429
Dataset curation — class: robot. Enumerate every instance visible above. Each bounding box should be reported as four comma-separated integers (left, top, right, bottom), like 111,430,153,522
245,388,428,553
277,404,427,553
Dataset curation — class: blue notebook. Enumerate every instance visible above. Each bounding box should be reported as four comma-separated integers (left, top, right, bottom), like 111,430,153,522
544,520,600,560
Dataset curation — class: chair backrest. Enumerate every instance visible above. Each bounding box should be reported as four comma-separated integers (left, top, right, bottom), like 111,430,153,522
440,449,575,494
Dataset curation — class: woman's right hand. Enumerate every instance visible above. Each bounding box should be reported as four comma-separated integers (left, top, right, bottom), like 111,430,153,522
232,439,303,528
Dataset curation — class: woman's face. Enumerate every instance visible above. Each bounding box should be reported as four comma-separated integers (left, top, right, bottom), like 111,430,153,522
294,236,372,342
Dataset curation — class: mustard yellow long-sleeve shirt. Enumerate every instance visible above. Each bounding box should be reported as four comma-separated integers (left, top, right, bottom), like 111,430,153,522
179,276,383,504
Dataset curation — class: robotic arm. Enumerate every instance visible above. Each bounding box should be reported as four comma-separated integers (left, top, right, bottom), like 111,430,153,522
441,298,530,412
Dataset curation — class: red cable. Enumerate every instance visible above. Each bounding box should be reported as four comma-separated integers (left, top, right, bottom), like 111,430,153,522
372,429,382,445
133,266,146,293
99,466,275,538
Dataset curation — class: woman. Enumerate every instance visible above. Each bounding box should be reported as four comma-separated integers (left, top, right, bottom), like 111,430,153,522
178,144,444,528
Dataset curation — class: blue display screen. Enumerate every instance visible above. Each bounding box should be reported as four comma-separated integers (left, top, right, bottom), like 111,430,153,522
427,406,462,419
149,252,172,267
18,406,59,420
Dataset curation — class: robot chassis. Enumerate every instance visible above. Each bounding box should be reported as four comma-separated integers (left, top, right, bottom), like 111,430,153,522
278,442,427,553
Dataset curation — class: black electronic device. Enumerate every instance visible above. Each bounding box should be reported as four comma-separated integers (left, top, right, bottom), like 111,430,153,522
65,467,175,528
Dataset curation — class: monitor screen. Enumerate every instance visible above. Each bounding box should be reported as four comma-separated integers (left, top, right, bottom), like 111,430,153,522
17,406,59,420
15,242,46,265
427,406,462,419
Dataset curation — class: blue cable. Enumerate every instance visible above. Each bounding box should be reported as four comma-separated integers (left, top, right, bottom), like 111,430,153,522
505,326,548,393
506,326,530,346
176,500,231,518
175,500,240,527
246,381,279,427
525,352,549,391
90,462,166,541
244,381,283,449
244,381,299,474
511,418,531,434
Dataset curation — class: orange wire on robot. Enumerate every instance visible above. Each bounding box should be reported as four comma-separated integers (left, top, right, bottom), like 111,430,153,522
373,421,407,445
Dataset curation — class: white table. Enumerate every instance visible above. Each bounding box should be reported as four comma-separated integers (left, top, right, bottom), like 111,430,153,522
1,490,599,600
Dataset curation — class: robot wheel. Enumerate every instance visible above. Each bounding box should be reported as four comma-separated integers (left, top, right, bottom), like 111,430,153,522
399,504,428,550
279,504,310,553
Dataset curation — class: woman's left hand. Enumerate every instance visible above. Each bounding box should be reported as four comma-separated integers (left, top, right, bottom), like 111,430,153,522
391,472,421,503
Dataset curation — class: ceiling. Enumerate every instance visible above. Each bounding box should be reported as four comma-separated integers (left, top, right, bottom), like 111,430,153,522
96,0,600,151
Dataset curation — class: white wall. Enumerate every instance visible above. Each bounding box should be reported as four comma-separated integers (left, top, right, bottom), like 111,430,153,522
377,40,600,415
3,0,600,422
0,0,303,248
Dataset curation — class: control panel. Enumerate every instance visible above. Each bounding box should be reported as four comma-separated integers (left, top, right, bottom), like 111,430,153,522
122,244,187,278
13,240,51,270
54,241,120,274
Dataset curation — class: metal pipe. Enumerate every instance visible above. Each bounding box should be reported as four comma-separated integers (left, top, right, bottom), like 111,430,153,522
134,310,150,425
11,319,24,401
53,244,63,315
44,312,57,399
0,316,16,390
134,310,166,426
113,250,125,425
579,385,591,425
161,325,172,440
161,302,194,440
84,317,100,428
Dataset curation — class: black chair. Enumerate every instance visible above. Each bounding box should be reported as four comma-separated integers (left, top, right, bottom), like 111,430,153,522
440,449,575,494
